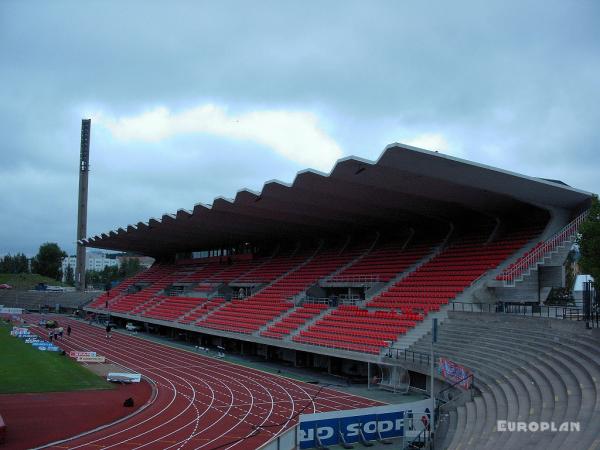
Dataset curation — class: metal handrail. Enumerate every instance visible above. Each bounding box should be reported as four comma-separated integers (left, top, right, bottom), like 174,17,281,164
385,348,432,366
451,301,587,320
407,427,431,449
326,274,381,284
301,296,331,305
499,211,588,285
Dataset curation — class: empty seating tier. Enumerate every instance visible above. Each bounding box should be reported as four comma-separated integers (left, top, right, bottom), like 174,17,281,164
368,227,541,313
201,246,365,334
86,223,545,356
260,303,329,339
332,239,434,282
294,305,422,354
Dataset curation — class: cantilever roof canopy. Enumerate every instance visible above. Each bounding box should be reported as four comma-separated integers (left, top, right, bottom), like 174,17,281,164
82,143,592,256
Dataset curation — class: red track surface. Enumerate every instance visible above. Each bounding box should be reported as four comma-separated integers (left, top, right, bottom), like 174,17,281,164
0,381,152,450
26,316,382,449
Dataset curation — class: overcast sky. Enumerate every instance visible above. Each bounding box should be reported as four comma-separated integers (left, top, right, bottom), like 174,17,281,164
1,0,598,257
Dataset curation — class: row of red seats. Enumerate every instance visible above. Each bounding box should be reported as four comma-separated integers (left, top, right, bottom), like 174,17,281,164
260,303,328,339
180,297,226,324
292,334,382,355
202,247,363,334
368,226,542,311
334,240,434,282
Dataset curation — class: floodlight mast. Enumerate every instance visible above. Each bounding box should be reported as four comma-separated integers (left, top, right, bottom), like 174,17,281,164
75,119,91,291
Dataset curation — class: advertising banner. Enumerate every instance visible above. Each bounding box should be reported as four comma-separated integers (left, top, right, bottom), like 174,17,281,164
76,355,105,363
37,345,60,352
10,327,30,337
438,357,473,390
298,398,432,449
17,333,35,339
69,351,97,358
106,373,142,383
0,307,23,314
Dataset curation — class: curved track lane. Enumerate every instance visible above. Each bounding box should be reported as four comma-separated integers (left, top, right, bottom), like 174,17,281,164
29,316,382,450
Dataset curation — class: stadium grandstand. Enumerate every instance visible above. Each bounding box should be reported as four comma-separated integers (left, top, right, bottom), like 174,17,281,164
77,143,599,449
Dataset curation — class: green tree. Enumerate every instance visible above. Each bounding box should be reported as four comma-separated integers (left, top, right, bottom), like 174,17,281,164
65,264,75,286
85,269,101,287
101,265,120,284
578,195,600,282
0,253,29,273
85,265,121,288
119,258,142,278
31,243,67,280
15,253,29,273
0,255,10,272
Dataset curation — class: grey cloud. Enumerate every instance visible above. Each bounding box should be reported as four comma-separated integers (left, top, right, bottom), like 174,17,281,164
0,0,598,256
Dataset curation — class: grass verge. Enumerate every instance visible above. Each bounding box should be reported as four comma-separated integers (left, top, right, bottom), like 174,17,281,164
0,273,69,290
0,321,112,394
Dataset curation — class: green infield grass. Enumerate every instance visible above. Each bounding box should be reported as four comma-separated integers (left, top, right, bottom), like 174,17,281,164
0,321,112,394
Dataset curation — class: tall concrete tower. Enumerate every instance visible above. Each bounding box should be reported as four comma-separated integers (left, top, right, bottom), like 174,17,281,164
75,119,91,291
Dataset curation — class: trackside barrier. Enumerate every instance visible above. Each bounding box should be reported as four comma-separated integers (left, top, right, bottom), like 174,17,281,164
298,399,433,449
499,210,588,285
258,425,298,450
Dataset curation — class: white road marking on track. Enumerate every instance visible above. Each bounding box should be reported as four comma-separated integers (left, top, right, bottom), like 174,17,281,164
31,316,382,450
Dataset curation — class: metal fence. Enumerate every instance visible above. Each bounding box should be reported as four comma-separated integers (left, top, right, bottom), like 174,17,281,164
451,302,600,327
384,348,432,366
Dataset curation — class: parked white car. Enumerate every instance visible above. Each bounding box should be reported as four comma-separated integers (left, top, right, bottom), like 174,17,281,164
125,322,141,331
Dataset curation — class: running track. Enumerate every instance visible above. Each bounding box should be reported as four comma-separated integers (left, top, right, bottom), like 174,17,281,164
28,316,383,450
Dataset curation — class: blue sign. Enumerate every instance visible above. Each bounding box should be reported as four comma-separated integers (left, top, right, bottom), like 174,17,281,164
299,399,432,449
36,345,60,352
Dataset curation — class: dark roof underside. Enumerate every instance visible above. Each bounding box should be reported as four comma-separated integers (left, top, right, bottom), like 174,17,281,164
83,143,592,256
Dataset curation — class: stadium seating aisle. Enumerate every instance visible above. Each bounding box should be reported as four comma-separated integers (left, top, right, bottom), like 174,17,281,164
141,295,200,321
260,303,329,339
201,245,367,334
87,263,168,309
182,297,226,324
111,269,182,315
293,305,422,354
331,237,433,282
368,226,542,313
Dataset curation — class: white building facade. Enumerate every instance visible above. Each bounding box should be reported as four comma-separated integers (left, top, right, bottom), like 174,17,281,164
61,252,119,281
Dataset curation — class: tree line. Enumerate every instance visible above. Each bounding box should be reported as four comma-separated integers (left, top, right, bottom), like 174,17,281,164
577,195,600,283
0,243,67,279
1,242,143,287
83,258,143,288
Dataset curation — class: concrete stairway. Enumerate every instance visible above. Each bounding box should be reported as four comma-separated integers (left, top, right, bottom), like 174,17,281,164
321,233,380,282
255,303,299,335
410,312,600,450
384,306,450,352
194,300,230,324
364,241,446,302
286,306,333,340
